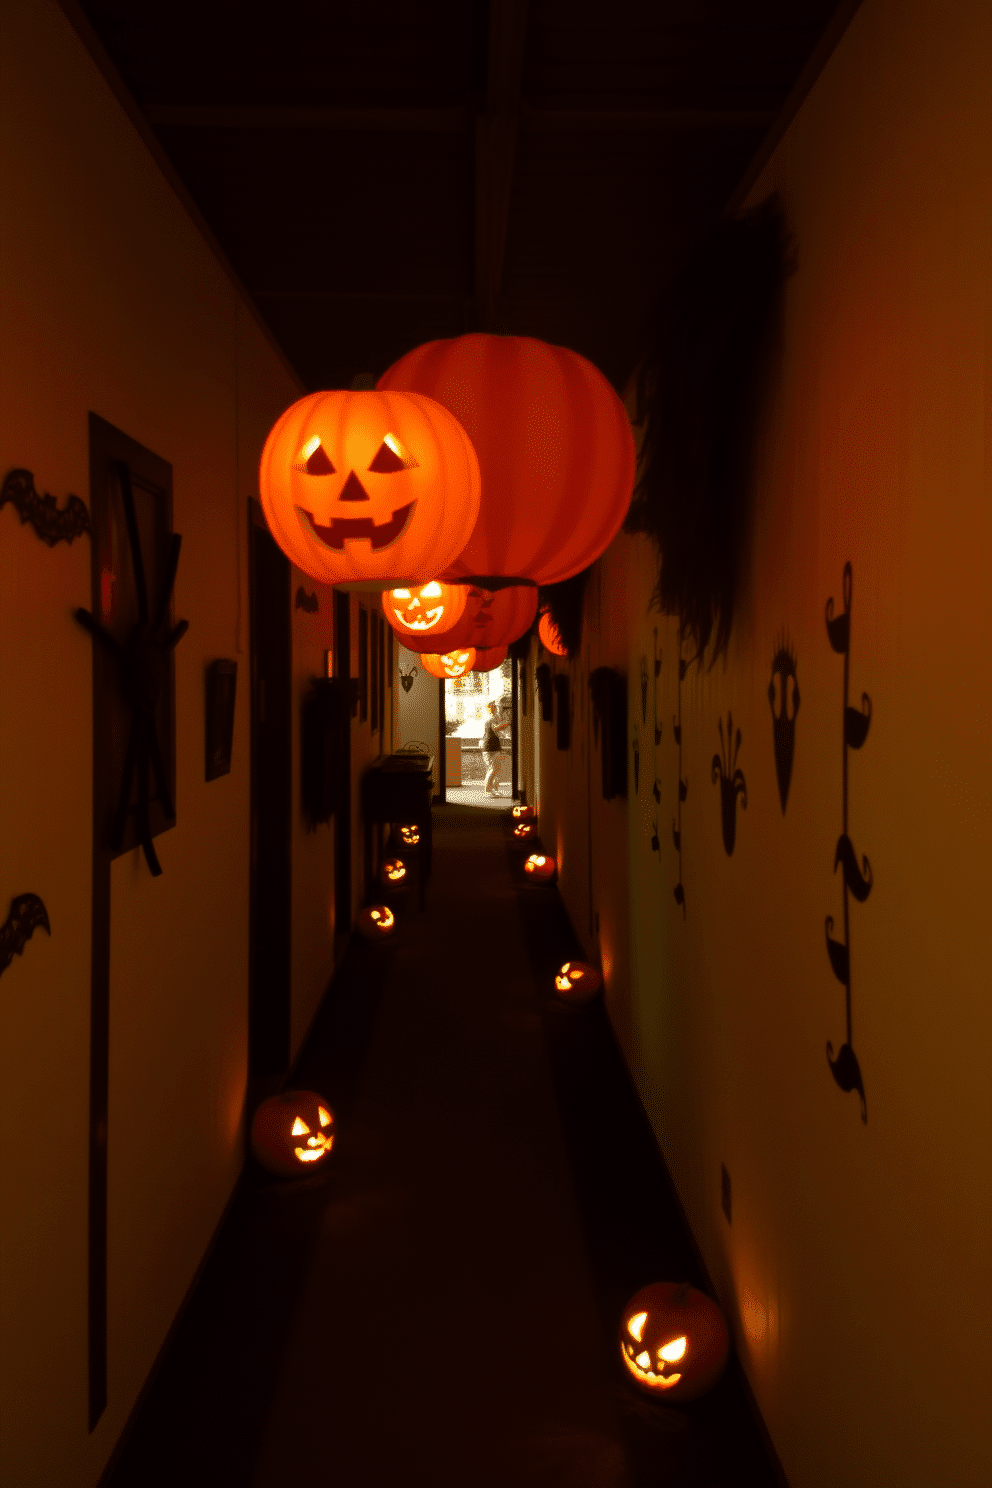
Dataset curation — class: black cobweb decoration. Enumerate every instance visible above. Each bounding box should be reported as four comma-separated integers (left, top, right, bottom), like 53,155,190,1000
76,463,188,877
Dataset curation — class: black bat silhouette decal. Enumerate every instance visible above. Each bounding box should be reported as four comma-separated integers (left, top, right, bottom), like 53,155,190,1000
1,468,91,547
0,894,51,978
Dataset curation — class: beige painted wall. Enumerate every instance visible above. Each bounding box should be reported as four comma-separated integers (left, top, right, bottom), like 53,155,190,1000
538,1,992,1483
0,1,305,1483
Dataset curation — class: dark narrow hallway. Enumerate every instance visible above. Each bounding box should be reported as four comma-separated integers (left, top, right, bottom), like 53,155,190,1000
106,807,777,1488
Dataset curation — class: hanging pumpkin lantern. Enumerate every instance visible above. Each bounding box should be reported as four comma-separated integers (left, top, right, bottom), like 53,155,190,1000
397,824,420,847
259,389,480,587
380,857,408,886
513,822,537,842
357,904,396,940
250,1090,336,1178
390,583,536,655
512,804,536,822
378,334,635,585
555,960,602,1003
523,853,556,883
471,644,507,672
539,610,568,657
383,580,468,638
619,1283,729,1402
421,649,476,679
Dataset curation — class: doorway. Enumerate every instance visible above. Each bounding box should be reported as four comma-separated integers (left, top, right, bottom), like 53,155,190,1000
249,504,291,1084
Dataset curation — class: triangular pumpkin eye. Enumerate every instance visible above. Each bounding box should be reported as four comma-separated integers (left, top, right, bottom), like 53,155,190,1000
368,433,416,473
294,436,335,476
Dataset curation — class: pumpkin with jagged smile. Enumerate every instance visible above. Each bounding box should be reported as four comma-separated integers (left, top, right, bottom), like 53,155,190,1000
385,580,468,636
620,1282,729,1401
250,1090,336,1178
421,649,476,679
259,390,480,587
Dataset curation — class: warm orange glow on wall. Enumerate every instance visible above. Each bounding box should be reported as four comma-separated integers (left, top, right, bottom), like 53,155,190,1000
420,649,476,679
259,389,480,586
378,334,635,585
538,610,567,657
619,1283,728,1401
250,1090,337,1178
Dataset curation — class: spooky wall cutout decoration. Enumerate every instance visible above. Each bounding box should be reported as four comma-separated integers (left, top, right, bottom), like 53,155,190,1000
620,1282,729,1402
535,663,553,722
251,1090,336,1177
653,630,663,745
768,633,799,813
0,894,50,978
824,563,871,1123
399,663,417,693
1,467,91,546
259,389,481,587
295,586,318,613
711,712,747,855
75,461,188,877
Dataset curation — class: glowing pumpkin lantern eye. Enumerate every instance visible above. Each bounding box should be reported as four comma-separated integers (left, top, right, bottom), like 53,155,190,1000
368,433,417,473
318,1106,332,1128
635,1351,651,1370
392,588,411,600
628,1311,647,1343
421,581,442,598
294,436,336,476
291,1117,310,1136
659,1337,687,1364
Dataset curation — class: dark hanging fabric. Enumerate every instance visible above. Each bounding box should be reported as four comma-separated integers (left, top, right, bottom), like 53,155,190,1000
626,193,794,664
535,663,553,722
589,667,628,800
554,675,570,751
538,567,590,658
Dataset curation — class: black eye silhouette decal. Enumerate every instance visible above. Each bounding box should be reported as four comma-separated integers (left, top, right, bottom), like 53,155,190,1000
294,437,335,476
368,433,417,473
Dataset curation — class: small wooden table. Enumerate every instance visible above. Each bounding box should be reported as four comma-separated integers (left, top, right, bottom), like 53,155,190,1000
361,753,434,909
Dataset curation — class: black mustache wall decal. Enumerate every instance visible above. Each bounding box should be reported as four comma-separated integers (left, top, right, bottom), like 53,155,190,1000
768,632,799,813
711,711,747,855
823,561,871,1124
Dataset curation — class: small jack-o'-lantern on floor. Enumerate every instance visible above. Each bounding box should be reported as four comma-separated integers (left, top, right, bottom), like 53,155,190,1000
513,821,537,842
555,961,602,1003
420,649,475,679
619,1282,729,1401
251,1091,336,1178
380,857,408,888
524,853,556,883
357,904,396,940
397,824,420,847
512,804,536,823
384,580,467,637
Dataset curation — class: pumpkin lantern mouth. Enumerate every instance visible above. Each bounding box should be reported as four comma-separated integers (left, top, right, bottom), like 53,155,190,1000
621,1325,687,1390
291,1106,335,1166
297,500,415,553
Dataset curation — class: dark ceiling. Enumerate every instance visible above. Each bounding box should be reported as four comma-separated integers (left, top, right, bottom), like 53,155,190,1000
72,1,845,393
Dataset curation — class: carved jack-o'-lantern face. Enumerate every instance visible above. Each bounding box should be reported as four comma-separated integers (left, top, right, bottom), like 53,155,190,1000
524,853,556,882
420,649,476,680
381,857,408,885
259,390,481,587
250,1090,336,1179
357,904,396,940
512,804,536,822
555,960,602,1003
620,1282,729,1402
514,822,536,841
386,581,467,636
399,825,420,846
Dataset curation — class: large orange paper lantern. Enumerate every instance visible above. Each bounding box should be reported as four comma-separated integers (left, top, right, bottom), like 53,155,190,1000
471,645,507,672
259,389,480,587
421,649,476,679
538,610,568,657
378,334,635,585
619,1282,729,1401
389,583,536,655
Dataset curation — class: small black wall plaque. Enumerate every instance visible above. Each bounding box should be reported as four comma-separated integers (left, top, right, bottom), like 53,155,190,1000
205,661,238,781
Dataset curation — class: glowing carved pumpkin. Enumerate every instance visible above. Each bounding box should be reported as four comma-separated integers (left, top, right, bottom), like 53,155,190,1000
385,580,467,637
514,822,537,842
523,853,556,883
620,1283,729,1401
380,857,408,886
539,611,568,657
421,650,475,679
259,390,480,587
398,825,420,846
471,644,507,672
250,1090,336,1178
357,904,396,940
555,960,602,1003
391,584,536,655
512,804,536,822
378,334,635,585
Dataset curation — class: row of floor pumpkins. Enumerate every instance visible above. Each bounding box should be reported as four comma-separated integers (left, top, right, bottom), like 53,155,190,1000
258,334,635,663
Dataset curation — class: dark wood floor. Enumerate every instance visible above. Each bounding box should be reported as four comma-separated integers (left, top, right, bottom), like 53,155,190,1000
106,805,781,1487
